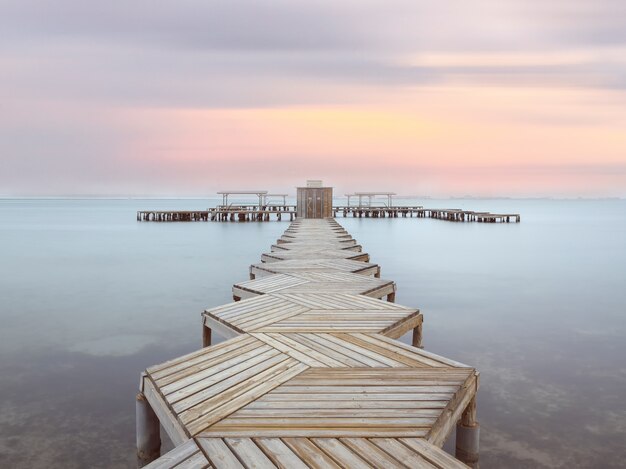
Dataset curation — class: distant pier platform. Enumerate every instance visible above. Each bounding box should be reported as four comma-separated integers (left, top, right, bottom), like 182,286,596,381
137,205,297,222
335,206,520,222
137,205,520,223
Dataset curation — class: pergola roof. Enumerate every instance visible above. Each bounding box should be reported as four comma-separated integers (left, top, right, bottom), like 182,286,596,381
352,192,397,196
217,190,268,195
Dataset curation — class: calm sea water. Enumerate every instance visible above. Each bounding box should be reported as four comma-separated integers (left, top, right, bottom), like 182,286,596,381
0,198,625,468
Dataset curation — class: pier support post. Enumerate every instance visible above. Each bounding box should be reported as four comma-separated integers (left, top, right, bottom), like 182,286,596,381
202,324,212,347
136,392,160,467
387,292,395,303
456,396,480,468
412,321,423,348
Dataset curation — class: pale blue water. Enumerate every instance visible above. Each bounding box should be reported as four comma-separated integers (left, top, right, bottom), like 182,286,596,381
0,198,625,468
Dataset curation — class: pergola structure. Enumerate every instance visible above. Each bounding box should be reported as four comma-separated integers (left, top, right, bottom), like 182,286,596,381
262,194,289,205
346,192,397,208
217,190,268,208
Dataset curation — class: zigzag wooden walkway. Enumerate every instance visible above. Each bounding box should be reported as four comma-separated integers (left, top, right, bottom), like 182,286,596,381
137,219,480,468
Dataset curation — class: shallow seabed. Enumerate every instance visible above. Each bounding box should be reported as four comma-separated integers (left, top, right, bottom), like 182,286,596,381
0,198,624,468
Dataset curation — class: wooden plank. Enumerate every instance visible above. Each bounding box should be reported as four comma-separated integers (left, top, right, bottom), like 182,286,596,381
369,438,437,468
339,438,406,469
245,400,448,410
175,452,211,469
272,385,459,394
256,393,454,402
210,417,437,428
196,438,244,469
223,438,276,468
310,438,372,468
281,438,341,469
299,368,472,378
399,438,470,468
287,374,468,386
253,438,309,469
197,428,429,438
234,408,442,418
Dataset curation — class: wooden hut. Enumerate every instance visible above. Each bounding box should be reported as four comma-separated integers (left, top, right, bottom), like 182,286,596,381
296,180,333,218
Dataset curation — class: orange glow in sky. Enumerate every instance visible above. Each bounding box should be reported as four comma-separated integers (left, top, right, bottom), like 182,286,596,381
122,85,626,196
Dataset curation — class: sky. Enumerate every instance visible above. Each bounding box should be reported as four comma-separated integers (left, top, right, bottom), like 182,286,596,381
1,0,625,197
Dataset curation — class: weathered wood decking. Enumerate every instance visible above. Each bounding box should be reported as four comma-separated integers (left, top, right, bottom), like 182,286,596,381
232,273,395,302
204,293,413,338
262,249,370,263
249,259,381,280
146,435,468,468
138,218,480,468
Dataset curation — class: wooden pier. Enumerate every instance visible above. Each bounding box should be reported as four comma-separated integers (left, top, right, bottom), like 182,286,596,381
137,218,480,468
334,206,520,222
137,205,519,223
137,205,297,223
333,205,423,218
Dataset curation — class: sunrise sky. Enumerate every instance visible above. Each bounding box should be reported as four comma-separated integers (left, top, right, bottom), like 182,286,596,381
1,1,625,197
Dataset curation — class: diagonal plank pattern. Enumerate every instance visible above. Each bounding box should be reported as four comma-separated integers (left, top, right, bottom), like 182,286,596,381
261,248,370,262
233,272,394,301
144,436,468,468
140,218,478,468
249,258,381,279
271,241,363,252
209,293,417,338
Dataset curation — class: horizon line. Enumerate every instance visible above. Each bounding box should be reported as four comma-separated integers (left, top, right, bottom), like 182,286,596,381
0,195,623,201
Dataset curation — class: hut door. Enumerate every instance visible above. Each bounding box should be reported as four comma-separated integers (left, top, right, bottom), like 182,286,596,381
306,191,314,218
306,189,323,218
315,192,322,218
